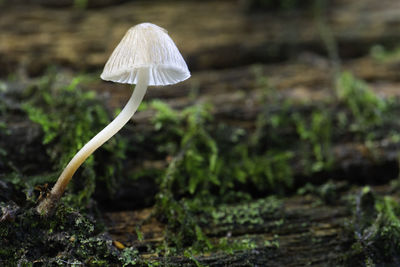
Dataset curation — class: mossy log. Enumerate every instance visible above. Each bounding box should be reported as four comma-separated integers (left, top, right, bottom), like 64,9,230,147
1,57,400,208
1,180,388,266
1,0,400,76
2,55,400,150
2,1,400,264
100,182,400,266
104,190,353,266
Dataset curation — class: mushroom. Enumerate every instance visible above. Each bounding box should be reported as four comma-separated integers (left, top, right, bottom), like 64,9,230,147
36,23,190,215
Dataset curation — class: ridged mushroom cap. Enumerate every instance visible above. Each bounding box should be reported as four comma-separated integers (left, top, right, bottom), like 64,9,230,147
100,23,190,86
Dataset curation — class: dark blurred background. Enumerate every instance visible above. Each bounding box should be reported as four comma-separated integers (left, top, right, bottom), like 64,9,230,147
1,0,399,78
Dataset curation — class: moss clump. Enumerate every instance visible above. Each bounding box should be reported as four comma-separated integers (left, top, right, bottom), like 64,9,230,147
293,110,333,173
346,187,400,265
0,201,118,265
154,194,282,261
336,71,391,136
370,44,400,63
151,100,295,203
208,196,283,234
21,70,127,207
297,180,349,205
0,175,148,266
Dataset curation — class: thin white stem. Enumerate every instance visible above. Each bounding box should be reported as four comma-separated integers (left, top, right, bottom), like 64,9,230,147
37,68,149,215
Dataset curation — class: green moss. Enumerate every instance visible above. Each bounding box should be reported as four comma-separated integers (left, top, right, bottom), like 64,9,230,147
155,193,213,253
209,196,282,233
118,247,140,266
0,202,110,264
297,181,349,205
2,65,400,264
148,100,289,254
336,71,391,135
226,146,294,194
293,110,333,173
345,188,400,265
151,101,222,199
152,99,295,204
20,70,127,206
147,70,398,257
0,183,151,266
74,0,88,9
251,72,335,175
370,44,400,63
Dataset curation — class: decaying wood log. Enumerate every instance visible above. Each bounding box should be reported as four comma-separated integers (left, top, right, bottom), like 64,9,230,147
2,1,400,265
104,191,353,266
92,55,400,126
1,57,400,183
1,0,400,76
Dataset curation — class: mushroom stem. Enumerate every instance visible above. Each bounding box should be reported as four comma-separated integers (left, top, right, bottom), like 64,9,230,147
36,68,150,215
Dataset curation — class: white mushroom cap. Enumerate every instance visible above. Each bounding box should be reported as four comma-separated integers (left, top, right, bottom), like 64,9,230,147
100,23,190,86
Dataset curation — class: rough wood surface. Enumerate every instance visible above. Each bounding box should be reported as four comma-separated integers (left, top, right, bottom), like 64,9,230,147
108,56,400,124
104,192,352,266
